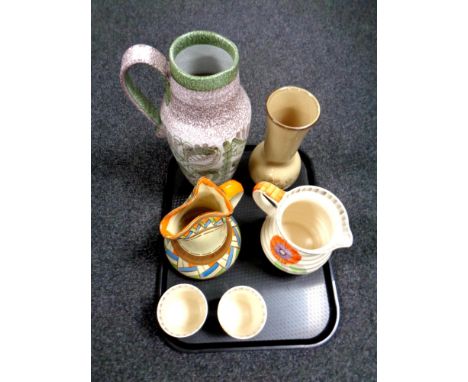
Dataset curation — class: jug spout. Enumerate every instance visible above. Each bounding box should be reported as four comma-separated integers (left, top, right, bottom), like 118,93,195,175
337,228,353,249
326,207,353,251
327,202,353,252
160,177,243,240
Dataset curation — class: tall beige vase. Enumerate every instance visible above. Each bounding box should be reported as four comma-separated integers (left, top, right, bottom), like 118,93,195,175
249,86,320,189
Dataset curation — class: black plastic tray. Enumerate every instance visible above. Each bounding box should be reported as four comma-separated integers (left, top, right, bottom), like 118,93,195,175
156,145,339,352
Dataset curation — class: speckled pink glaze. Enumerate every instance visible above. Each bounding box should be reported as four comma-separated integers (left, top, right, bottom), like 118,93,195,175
162,74,250,145
161,73,251,184
120,44,169,132
120,32,251,185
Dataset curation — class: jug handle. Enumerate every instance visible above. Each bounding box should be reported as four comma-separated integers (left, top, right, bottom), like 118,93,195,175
120,44,170,138
252,182,285,216
219,180,244,209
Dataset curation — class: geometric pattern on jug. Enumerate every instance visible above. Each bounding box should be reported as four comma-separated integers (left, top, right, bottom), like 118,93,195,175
164,217,241,280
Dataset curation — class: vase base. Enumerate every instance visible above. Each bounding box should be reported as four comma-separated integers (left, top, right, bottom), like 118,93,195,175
248,142,301,189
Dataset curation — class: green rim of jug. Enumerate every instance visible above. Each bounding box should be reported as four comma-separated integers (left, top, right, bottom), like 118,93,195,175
169,30,239,91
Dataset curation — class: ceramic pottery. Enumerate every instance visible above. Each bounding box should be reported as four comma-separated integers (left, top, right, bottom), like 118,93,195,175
249,86,320,189
120,31,251,185
160,177,243,280
217,286,267,340
252,181,353,275
157,284,208,338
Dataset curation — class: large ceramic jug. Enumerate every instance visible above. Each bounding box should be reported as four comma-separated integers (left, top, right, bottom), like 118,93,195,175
120,31,251,185
160,177,243,280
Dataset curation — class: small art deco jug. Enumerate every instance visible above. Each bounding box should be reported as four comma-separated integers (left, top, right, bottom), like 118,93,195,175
160,177,243,280
253,181,353,275
120,31,251,185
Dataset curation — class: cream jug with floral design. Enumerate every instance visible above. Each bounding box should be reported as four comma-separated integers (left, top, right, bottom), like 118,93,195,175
253,181,353,275
120,31,251,185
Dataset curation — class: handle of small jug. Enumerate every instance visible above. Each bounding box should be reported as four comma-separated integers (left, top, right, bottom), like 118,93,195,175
219,180,244,209
120,44,170,138
252,181,285,216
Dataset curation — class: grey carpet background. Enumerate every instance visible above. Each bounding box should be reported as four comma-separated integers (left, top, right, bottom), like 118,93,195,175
92,1,376,381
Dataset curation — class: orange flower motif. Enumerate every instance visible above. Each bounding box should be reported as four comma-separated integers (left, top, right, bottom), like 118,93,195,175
270,235,301,265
